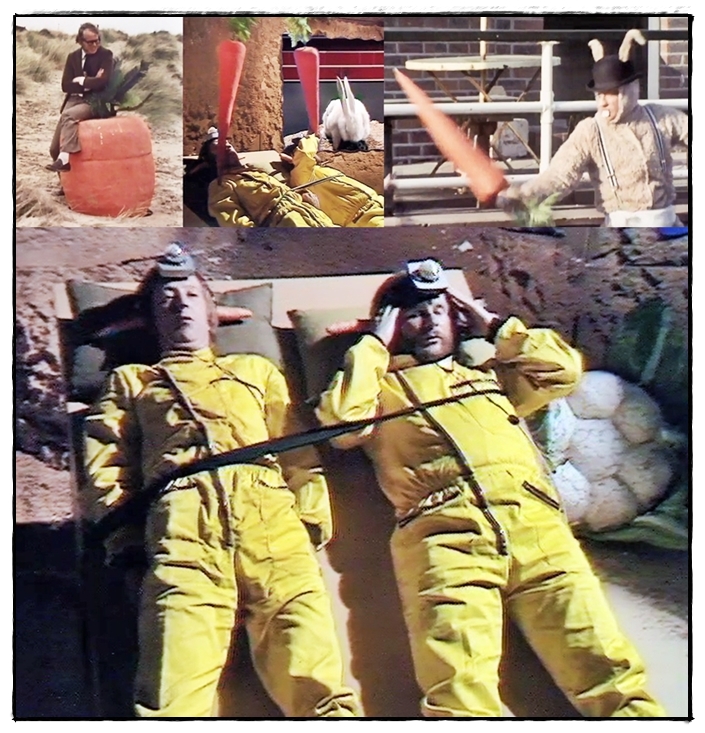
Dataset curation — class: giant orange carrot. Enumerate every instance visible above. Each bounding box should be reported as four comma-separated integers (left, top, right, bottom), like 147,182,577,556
216,306,253,323
294,46,320,133
394,68,507,204
93,305,252,338
217,40,247,173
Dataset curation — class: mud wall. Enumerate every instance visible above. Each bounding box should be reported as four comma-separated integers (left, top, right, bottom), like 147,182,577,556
183,16,286,155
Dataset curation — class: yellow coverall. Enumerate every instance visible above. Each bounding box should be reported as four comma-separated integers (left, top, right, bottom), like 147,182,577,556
207,167,335,227
83,348,358,718
317,321,665,718
288,135,384,227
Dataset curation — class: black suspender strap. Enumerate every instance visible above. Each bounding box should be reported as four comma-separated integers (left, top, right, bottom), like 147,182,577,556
594,118,620,193
394,371,509,555
643,105,667,173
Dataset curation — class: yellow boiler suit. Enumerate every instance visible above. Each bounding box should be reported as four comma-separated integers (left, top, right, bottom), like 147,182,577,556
83,348,359,718
207,167,335,228
317,321,665,718
288,135,384,227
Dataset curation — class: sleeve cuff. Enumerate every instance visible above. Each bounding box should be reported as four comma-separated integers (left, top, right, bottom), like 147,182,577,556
486,316,509,343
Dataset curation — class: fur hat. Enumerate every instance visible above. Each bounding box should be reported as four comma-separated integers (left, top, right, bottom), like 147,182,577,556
587,29,646,92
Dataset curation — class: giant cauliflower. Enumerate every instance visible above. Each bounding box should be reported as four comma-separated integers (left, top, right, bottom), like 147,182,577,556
530,371,678,533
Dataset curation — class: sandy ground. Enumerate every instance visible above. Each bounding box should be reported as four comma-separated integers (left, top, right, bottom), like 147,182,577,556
14,227,690,719
15,43,183,228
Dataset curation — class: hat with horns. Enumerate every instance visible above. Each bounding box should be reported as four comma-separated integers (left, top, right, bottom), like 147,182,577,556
587,29,646,92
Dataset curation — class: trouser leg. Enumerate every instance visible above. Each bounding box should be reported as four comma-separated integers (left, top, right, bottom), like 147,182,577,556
49,119,62,161
390,501,510,717
52,98,94,156
237,475,359,717
134,485,237,718
507,497,666,717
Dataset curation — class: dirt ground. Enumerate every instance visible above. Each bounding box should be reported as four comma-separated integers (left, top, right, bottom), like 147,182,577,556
14,226,690,719
15,37,183,228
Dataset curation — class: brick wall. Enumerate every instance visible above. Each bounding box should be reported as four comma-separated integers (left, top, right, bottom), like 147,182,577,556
660,16,689,100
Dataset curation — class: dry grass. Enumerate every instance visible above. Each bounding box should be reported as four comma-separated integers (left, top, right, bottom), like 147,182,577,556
122,31,181,64
23,31,74,66
15,179,65,224
125,61,183,129
15,30,73,94
100,28,128,45
15,46,50,89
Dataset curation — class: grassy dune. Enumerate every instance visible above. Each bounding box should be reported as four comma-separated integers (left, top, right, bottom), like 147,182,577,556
15,26,182,129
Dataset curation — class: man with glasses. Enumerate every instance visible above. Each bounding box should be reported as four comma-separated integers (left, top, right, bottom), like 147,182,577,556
47,22,113,172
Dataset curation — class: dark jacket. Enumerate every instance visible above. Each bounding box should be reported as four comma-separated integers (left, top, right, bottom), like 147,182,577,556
60,46,114,111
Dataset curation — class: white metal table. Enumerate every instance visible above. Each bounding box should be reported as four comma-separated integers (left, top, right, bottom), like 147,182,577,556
405,54,561,167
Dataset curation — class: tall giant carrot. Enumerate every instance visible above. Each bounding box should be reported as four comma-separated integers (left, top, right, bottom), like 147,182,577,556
394,68,507,204
217,40,247,173
294,46,320,133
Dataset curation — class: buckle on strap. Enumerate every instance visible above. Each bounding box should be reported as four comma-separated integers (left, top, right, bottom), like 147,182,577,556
397,484,465,527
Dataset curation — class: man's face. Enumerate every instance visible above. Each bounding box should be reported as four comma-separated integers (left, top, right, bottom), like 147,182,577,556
595,89,620,122
399,294,456,363
208,139,240,169
80,29,101,55
152,276,212,353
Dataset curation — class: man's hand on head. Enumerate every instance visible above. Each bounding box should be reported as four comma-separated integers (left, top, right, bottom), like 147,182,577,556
447,288,499,330
373,305,401,348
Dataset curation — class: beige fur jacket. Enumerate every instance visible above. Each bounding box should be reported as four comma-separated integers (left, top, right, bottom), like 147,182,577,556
510,83,688,214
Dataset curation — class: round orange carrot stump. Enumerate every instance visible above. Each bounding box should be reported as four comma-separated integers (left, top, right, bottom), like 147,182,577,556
294,46,320,134
393,68,507,204
217,40,247,174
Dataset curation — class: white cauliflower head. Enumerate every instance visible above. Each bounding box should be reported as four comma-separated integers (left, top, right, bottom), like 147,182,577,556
568,418,629,482
612,382,664,445
566,371,624,419
529,397,577,468
531,370,678,535
618,443,674,510
584,477,640,531
551,461,591,525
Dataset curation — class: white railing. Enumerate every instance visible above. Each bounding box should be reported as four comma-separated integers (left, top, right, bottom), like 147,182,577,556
388,166,690,192
386,41,689,180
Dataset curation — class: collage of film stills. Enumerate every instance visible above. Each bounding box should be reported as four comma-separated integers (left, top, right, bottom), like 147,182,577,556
14,14,691,721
